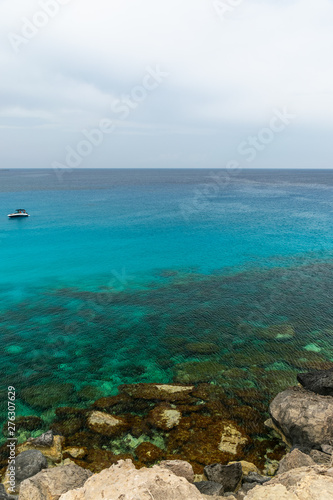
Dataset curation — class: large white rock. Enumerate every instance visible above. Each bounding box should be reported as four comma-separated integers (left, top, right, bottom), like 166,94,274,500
245,465,333,499
269,386,333,448
245,484,298,499
59,459,204,500
19,463,92,500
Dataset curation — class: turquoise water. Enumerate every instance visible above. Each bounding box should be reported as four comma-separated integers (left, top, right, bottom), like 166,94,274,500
1,169,333,423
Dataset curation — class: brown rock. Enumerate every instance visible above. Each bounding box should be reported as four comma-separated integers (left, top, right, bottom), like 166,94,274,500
64,430,104,449
18,435,64,464
173,361,226,384
51,418,83,437
160,459,194,483
87,411,129,437
15,416,43,432
77,385,103,401
21,384,75,410
186,342,219,355
63,448,87,460
135,442,164,463
149,404,182,430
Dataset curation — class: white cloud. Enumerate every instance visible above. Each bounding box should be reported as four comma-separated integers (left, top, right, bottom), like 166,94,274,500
0,0,333,167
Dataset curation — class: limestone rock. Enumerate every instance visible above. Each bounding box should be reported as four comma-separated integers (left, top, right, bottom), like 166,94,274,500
18,435,64,463
59,459,204,500
159,460,194,483
246,465,333,499
309,449,331,465
245,483,298,499
277,449,315,474
269,386,333,448
87,411,128,437
322,444,333,455
297,368,333,396
204,463,242,492
201,497,229,500
149,404,182,430
63,448,87,460
19,463,92,500
218,425,249,455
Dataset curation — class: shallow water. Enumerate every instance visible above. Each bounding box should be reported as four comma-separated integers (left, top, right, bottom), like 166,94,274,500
1,168,333,424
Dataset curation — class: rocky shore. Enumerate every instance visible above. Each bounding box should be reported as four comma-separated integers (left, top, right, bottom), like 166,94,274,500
1,367,333,499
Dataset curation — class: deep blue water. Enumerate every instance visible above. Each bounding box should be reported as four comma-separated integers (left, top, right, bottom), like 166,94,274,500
1,169,333,424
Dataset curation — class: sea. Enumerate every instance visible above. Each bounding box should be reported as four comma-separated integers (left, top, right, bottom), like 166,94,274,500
1,168,333,427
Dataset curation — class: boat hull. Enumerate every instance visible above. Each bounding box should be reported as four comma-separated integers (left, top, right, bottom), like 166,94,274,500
8,214,30,218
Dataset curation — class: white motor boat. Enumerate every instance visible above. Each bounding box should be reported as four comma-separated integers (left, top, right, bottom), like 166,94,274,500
8,209,30,218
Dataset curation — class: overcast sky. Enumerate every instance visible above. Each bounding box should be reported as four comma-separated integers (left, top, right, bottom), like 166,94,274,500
1,0,333,168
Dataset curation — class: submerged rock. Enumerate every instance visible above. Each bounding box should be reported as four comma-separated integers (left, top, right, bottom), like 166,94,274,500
166,417,250,470
186,342,219,355
148,404,182,430
87,411,129,437
58,459,204,500
135,442,164,463
21,384,75,410
15,416,43,432
18,434,64,463
119,383,195,402
256,324,295,341
173,361,226,384
297,367,333,396
77,385,103,402
269,386,333,448
218,423,249,455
